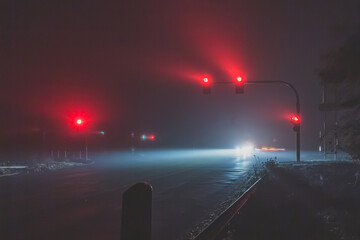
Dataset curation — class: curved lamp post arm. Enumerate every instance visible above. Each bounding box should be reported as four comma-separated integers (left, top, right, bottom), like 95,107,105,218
246,80,300,114
214,79,301,162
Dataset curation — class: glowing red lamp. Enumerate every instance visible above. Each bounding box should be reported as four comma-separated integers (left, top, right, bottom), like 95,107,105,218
235,76,244,94
202,76,211,94
290,115,300,132
291,115,300,123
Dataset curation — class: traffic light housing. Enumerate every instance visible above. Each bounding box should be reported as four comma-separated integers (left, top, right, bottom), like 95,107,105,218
202,77,211,94
291,115,300,132
235,76,244,94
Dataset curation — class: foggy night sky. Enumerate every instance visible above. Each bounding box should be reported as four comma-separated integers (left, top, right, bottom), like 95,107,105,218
1,0,360,150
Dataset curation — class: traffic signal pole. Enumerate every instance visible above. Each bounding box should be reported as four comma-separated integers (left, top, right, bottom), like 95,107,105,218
246,81,300,162
85,134,88,161
214,80,301,162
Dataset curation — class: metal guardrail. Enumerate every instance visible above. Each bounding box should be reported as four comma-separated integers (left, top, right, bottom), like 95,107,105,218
193,178,262,240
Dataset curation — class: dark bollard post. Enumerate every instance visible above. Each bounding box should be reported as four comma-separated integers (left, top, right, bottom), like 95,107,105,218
121,182,153,240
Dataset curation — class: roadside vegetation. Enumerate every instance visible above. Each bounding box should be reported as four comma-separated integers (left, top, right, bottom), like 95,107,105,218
218,160,360,240
319,26,360,160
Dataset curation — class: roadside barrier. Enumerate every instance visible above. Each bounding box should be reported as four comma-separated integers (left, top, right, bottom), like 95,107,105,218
193,178,262,240
120,179,261,240
121,182,152,240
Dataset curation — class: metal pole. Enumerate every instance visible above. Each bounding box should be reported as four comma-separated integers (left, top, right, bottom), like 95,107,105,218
322,83,326,160
334,83,338,161
131,131,135,153
247,80,301,162
296,128,300,162
212,80,301,162
85,134,88,161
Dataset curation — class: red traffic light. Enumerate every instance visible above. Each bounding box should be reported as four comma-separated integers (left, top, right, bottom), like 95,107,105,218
73,117,87,129
291,115,300,124
69,112,88,129
140,134,155,141
235,76,244,94
290,115,300,132
202,76,211,94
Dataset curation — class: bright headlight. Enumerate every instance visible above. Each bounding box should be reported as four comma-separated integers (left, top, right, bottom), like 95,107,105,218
235,144,255,158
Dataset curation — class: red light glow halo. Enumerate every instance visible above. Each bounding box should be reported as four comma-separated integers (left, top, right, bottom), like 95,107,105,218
290,115,300,123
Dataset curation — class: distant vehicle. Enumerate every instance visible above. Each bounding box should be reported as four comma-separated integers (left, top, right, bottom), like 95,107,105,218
235,143,255,158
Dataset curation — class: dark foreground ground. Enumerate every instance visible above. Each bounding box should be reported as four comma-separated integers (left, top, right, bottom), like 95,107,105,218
217,161,360,240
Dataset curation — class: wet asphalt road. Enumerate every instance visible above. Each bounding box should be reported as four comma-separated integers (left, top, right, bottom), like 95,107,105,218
0,149,326,240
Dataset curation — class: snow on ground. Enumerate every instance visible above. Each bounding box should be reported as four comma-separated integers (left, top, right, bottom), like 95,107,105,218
0,159,89,177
